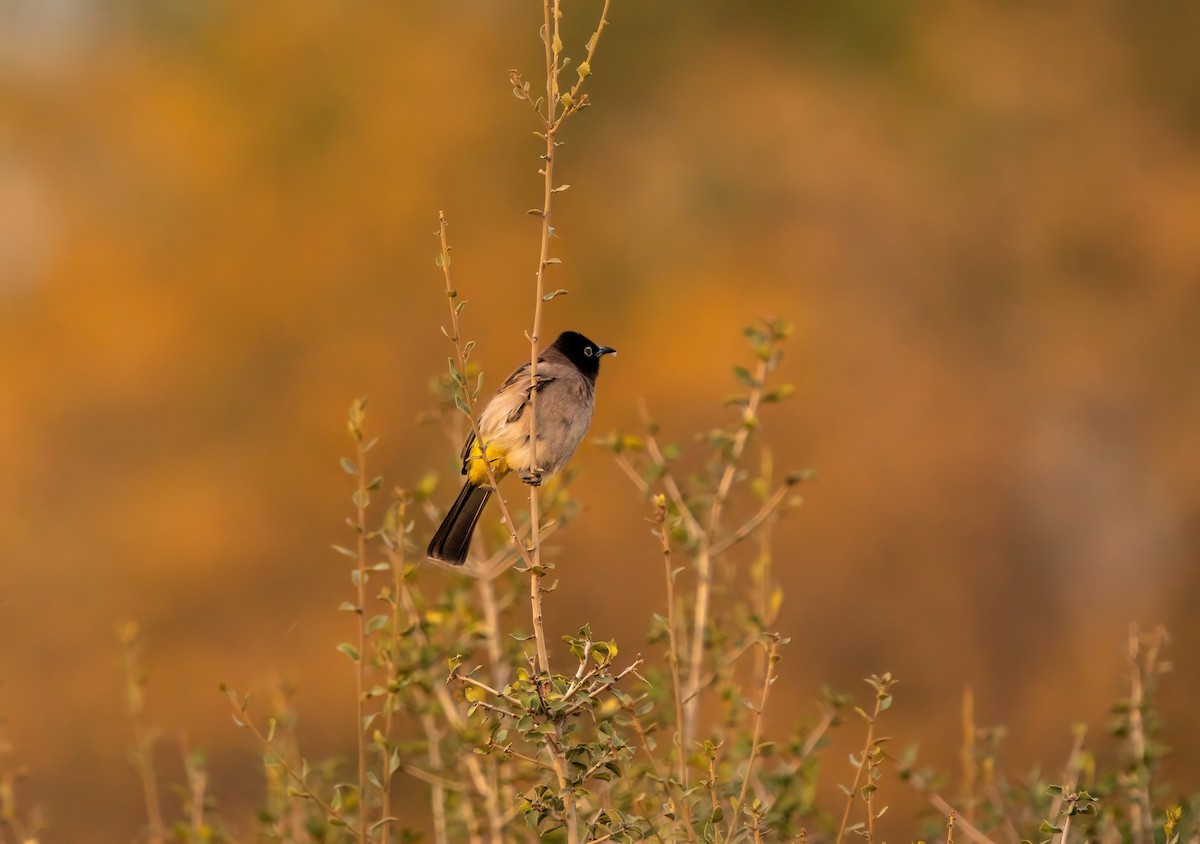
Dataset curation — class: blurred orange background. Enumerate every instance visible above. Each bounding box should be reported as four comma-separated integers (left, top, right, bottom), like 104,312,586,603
3,1,1200,840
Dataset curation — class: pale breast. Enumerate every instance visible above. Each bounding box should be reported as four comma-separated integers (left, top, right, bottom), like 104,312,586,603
478,370,595,476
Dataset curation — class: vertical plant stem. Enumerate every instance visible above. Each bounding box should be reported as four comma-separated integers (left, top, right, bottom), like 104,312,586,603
513,4,612,840
353,431,370,844
708,754,723,844
962,687,976,827
683,354,771,750
525,0,559,683
835,692,885,844
477,575,517,828
179,738,207,839
419,713,451,844
118,623,165,844
477,578,509,690
1126,625,1162,844
391,550,505,843
926,794,1000,844
378,501,409,844
732,639,779,837
1057,802,1074,844
1047,725,1087,824
654,497,688,790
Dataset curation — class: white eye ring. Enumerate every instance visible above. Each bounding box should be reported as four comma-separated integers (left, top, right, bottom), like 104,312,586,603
584,347,594,357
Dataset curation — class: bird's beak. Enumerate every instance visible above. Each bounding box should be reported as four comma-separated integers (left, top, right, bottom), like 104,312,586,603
597,345,617,357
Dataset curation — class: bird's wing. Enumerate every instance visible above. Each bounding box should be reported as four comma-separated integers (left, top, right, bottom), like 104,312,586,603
459,356,558,470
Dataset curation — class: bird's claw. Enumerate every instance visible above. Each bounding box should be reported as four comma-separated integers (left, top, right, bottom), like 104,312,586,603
520,468,544,487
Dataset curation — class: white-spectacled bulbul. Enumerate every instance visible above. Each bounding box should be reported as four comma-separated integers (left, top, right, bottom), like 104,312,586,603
427,331,616,565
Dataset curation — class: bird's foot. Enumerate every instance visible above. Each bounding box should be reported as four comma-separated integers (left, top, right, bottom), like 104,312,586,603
519,468,544,487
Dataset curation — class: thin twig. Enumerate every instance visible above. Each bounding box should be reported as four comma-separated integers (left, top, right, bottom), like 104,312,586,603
351,422,370,844
378,518,409,844
731,638,780,838
708,753,723,844
436,213,537,575
628,713,699,844
1126,624,1165,844
457,674,525,710
520,2,614,839
961,687,976,827
710,482,793,557
560,657,645,719
117,623,165,844
637,399,703,542
655,496,688,790
683,354,771,749
228,700,363,840
1047,725,1087,824
1057,798,1075,844
404,765,470,794
494,744,558,774
614,452,651,496
835,689,884,844
927,794,1001,844
418,712,452,844
800,709,837,760
391,548,505,843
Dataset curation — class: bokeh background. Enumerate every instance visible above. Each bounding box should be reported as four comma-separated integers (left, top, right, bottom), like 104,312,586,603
2,1,1200,840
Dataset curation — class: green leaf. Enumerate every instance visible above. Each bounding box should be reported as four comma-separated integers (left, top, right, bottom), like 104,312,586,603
339,457,357,476
733,365,760,388
336,643,360,662
543,289,569,301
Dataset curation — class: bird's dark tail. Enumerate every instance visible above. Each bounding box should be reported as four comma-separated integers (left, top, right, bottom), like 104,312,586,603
427,482,493,565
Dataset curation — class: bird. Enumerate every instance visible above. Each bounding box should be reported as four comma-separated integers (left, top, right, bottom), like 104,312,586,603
427,330,616,566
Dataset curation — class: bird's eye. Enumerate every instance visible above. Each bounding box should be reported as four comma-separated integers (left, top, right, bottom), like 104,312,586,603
584,347,594,357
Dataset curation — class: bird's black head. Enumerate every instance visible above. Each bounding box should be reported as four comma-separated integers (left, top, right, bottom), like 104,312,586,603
550,331,616,379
